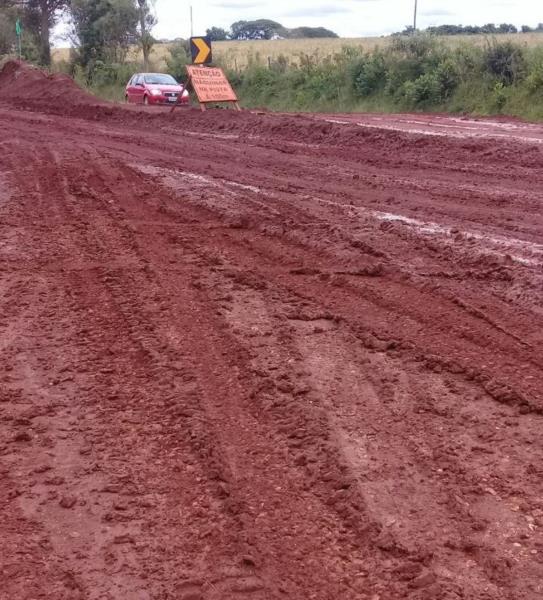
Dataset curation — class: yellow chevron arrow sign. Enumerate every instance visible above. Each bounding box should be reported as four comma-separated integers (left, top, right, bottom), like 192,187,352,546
190,36,212,65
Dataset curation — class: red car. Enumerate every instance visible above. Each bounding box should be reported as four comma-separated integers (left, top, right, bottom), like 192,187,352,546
125,73,190,106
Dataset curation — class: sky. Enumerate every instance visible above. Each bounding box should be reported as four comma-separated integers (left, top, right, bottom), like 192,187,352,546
152,0,542,40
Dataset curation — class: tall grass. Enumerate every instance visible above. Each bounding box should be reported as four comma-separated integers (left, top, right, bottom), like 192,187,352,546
52,32,543,71
229,36,543,119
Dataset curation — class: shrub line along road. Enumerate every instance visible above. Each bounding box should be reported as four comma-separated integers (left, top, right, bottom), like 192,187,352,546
0,61,543,599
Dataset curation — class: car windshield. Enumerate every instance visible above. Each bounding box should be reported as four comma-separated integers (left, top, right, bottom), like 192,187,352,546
144,74,177,85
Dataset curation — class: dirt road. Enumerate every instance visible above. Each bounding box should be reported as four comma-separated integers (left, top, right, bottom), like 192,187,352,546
1,61,543,600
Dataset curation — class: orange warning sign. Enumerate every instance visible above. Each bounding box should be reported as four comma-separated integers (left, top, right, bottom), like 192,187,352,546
187,66,237,104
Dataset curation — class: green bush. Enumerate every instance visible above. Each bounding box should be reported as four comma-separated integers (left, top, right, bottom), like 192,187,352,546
435,58,459,98
351,52,386,97
493,81,508,111
165,40,190,81
84,60,135,86
525,47,543,91
390,33,440,61
484,41,526,85
401,71,442,106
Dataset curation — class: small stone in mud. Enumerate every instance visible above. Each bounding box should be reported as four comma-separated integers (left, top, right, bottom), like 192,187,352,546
241,555,257,567
294,454,307,466
217,482,230,497
45,476,66,486
7,489,22,500
34,464,52,473
113,534,135,544
13,431,32,442
411,570,436,588
59,495,78,509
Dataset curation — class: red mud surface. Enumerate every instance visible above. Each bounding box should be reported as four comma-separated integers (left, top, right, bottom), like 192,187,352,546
1,60,543,599
316,112,543,145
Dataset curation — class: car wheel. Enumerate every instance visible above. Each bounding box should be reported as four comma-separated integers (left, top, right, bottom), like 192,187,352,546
125,95,129,103
143,95,149,106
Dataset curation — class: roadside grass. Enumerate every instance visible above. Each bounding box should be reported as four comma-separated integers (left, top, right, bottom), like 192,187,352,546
47,33,543,121
85,83,126,103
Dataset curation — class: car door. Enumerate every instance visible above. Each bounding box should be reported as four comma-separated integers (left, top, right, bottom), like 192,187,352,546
126,75,137,102
132,74,145,104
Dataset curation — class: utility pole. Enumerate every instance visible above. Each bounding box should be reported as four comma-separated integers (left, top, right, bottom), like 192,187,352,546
413,0,418,31
190,5,193,37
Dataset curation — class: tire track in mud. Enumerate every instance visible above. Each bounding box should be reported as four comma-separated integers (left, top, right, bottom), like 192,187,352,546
82,158,383,599
1,146,380,599
123,164,543,598
135,161,543,324
128,154,543,598
185,241,543,600
141,165,542,411
1,150,276,598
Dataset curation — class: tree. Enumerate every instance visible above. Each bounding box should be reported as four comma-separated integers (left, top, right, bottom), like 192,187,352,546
400,23,524,37
206,26,228,41
5,0,69,65
497,23,517,34
230,19,286,40
394,25,415,36
207,19,338,41
288,27,338,39
480,23,498,34
70,0,139,67
137,0,156,69
165,39,189,80
0,3,17,55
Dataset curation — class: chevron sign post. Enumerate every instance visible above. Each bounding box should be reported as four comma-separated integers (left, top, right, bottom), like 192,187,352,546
171,36,240,113
190,36,212,65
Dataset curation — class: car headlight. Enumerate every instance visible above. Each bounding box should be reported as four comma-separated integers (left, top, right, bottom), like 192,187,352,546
150,89,162,96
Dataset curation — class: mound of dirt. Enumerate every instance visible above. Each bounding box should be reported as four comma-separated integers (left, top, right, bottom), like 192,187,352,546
1,60,542,172
0,60,107,113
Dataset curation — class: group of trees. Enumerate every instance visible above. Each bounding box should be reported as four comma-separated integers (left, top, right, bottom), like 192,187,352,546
397,23,543,36
0,0,69,64
0,0,156,67
206,19,338,41
521,24,543,33
70,0,156,67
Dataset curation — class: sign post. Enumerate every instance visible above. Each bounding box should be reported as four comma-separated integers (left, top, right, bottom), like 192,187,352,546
15,19,22,59
171,36,240,113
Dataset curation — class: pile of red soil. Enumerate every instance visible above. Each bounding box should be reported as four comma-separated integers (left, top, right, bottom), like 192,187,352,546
0,59,108,114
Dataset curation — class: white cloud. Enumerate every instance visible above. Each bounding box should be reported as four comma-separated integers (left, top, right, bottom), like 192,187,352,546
153,0,541,40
